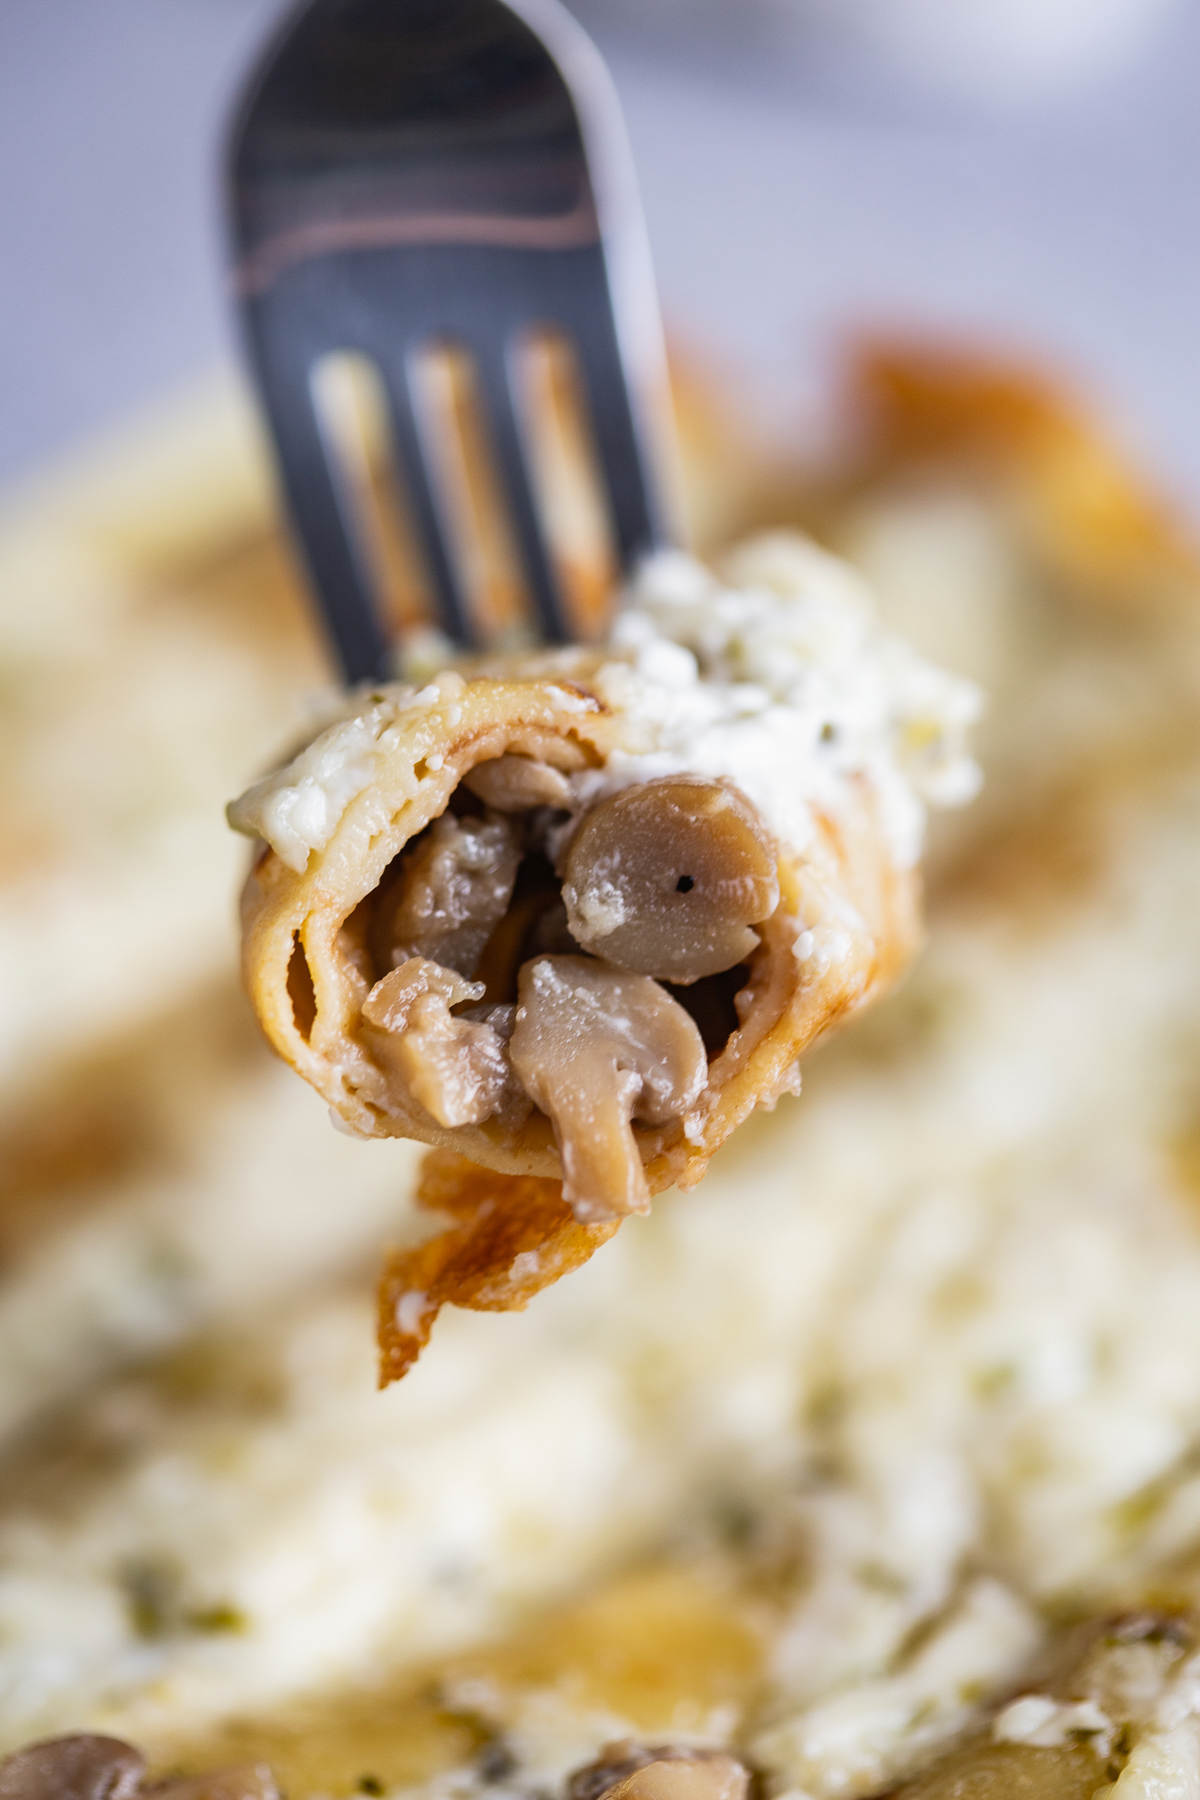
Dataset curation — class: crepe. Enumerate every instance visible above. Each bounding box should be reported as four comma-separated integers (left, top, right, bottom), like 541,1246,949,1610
230,533,977,1377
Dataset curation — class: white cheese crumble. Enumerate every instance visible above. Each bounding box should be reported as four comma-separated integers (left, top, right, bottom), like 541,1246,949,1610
230,703,394,873
566,878,627,937
993,1693,1113,1749
393,1289,431,1338
227,673,467,873
228,535,980,873
753,1576,1040,1799
574,535,981,867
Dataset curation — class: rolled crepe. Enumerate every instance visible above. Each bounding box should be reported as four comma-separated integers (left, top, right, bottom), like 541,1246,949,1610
230,532,979,1379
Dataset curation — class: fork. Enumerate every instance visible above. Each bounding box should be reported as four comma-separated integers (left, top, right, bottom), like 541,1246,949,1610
226,0,673,683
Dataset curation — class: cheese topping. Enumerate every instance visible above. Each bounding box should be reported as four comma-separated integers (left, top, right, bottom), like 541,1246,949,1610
228,675,466,874
579,536,981,867
229,535,979,875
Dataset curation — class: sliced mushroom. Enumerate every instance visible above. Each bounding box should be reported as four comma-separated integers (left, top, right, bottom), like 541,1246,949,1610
882,1737,1104,1800
563,779,780,985
607,1759,748,1800
0,1737,145,1800
509,955,706,1219
464,755,573,812
569,1746,749,1800
472,857,571,1003
362,957,523,1128
0,1740,278,1800
884,1612,1199,1800
372,811,521,978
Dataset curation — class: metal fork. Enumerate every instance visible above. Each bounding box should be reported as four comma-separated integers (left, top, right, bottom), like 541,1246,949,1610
226,0,672,683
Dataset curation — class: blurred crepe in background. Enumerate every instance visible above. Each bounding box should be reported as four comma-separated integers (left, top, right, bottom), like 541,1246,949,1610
1,344,1199,1795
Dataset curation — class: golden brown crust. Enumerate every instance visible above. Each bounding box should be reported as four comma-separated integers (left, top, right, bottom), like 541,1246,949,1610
376,1151,618,1385
849,338,1200,605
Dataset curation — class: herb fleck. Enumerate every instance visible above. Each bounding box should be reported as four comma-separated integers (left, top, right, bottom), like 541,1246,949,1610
119,1556,179,1640
187,1603,248,1635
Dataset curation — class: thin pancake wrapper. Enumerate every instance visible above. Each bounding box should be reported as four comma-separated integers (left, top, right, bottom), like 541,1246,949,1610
231,535,977,1376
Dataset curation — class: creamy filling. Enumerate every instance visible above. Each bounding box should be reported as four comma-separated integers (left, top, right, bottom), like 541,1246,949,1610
348,768,779,1219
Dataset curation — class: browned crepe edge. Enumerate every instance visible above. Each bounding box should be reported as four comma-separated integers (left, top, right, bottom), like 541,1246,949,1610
376,1151,619,1385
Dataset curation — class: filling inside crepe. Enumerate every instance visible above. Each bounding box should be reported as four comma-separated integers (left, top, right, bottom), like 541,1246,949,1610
230,533,983,1374
346,770,780,1220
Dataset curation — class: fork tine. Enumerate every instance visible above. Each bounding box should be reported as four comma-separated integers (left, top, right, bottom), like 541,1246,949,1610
572,303,667,571
474,341,571,644
380,360,477,651
255,346,391,686
229,0,675,672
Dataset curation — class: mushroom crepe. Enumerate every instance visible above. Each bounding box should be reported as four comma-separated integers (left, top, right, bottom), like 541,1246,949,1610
230,532,979,1378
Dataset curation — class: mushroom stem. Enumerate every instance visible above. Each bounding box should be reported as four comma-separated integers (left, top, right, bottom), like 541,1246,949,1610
510,955,707,1221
